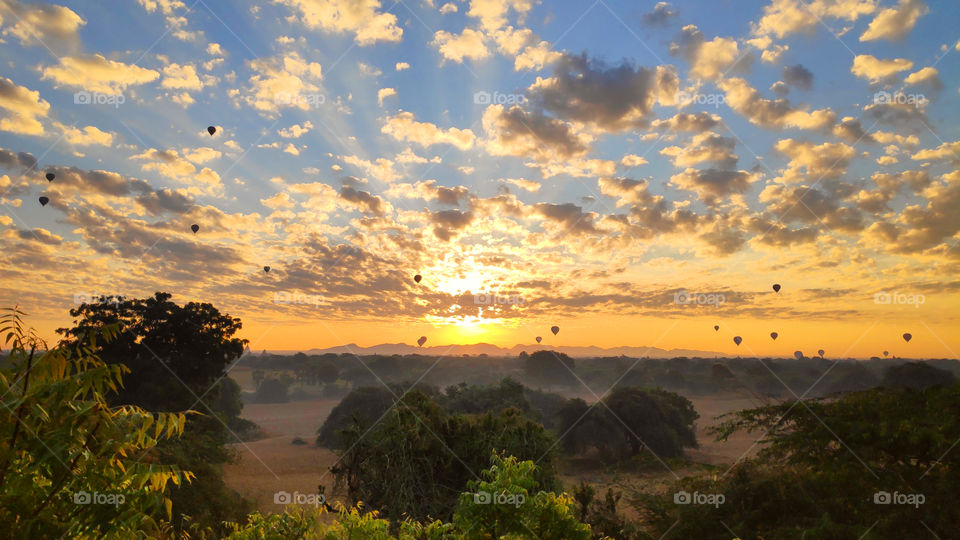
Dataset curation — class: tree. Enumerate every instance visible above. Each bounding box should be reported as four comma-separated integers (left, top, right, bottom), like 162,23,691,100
881,361,956,390
524,350,578,389
0,307,192,539
55,293,252,532
253,378,290,403
331,391,558,522
316,386,397,449
554,387,698,462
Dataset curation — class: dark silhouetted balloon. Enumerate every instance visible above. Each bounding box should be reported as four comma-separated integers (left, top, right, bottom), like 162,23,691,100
772,284,781,293
818,349,825,357
263,266,271,273
902,333,912,342
794,351,803,360
733,336,742,346
535,336,542,343
414,274,422,284
714,325,719,331
207,126,216,135
45,172,55,182
191,224,199,234
551,326,559,335
38,196,49,206
883,351,889,357
417,336,427,347
770,332,778,341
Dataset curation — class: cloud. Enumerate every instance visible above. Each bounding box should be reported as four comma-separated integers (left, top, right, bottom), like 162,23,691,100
243,52,324,113
41,54,159,94
277,121,313,138
903,66,941,90
377,87,396,106
670,168,757,204
0,0,85,52
524,53,678,133
661,132,738,169
342,154,401,182
273,0,403,45
850,55,913,83
650,111,721,133
161,62,203,90
432,28,490,63
672,24,751,80
0,77,50,135
439,2,457,14
395,62,410,71
860,0,927,41
751,0,875,40
481,104,590,161
467,0,535,31
781,64,813,90
497,177,540,192
719,77,835,130
774,138,856,182
431,209,474,240
534,202,600,236
911,140,960,163
641,2,677,26
381,111,475,150
340,184,388,215
60,124,113,146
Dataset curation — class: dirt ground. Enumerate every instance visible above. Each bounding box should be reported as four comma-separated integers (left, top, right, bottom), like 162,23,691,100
223,367,766,514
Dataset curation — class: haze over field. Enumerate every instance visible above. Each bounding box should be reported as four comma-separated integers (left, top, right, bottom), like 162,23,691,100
0,0,957,359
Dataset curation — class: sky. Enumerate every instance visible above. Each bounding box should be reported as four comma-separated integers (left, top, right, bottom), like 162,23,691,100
0,0,957,358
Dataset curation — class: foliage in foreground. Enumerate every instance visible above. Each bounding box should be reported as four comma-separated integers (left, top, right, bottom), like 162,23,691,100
227,455,593,540
0,307,193,539
636,383,960,538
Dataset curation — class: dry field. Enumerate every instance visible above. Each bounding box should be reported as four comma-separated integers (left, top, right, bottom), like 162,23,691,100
223,367,764,514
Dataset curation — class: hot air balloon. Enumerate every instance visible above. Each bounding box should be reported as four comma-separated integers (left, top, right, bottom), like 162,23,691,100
883,350,889,357
45,172,55,182
794,351,803,360
414,274,422,284
38,196,49,206
714,325,719,331
417,336,427,347
263,266,271,273
733,336,742,346
770,332,778,341
551,326,559,336
191,224,199,234
535,336,542,344
818,349,825,357
207,126,216,135
772,284,781,293
902,333,912,342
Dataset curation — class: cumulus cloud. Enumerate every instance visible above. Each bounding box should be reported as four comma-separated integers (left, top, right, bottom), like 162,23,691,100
670,168,757,204
850,54,913,83
273,0,402,45
243,52,324,113
0,0,85,52
650,112,721,133
860,0,927,41
41,54,159,94
781,64,813,90
671,24,751,80
382,111,476,150
661,132,738,169
432,28,490,63
377,87,397,106
719,77,835,130
0,77,49,135
641,2,677,26
481,104,590,162
528,52,679,131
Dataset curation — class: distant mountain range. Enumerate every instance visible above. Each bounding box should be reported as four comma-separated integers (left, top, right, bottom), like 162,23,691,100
250,343,725,358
